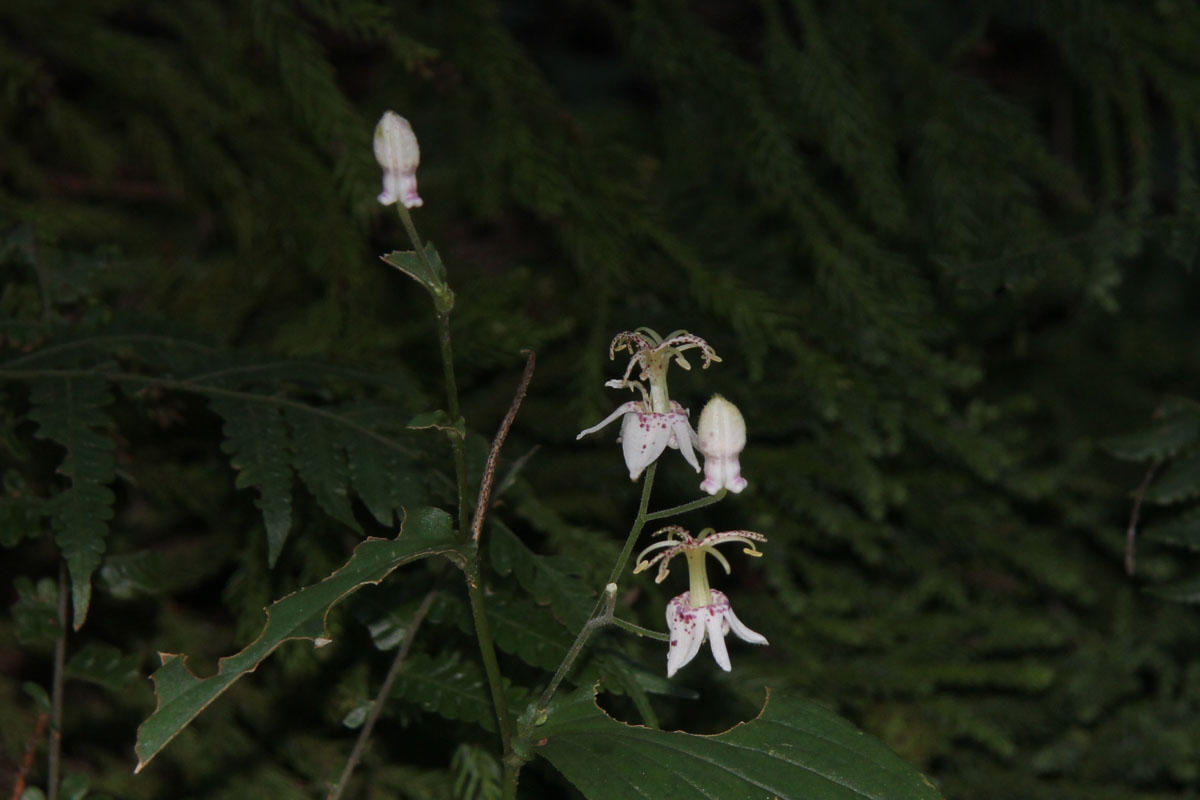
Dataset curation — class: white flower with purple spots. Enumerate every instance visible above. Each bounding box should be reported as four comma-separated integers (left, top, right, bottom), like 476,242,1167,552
576,399,699,480
665,589,766,677
634,526,768,677
577,328,720,480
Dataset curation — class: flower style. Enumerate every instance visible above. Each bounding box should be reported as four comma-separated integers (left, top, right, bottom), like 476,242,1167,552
576,329,721,480
634,526,768,677
697,394,747,495
373,111,423,208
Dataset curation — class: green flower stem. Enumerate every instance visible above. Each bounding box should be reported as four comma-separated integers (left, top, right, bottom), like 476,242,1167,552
535,462,659,714
610,616,669,641
643,487,726,522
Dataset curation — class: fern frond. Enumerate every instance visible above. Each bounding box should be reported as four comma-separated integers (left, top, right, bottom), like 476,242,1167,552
210,397,294,566
28,376,115,629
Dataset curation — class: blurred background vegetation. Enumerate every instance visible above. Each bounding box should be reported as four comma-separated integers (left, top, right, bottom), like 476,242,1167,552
4,0,1200,797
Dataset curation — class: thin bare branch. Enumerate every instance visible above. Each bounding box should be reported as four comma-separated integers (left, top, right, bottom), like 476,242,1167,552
472,350,536,543
1125,462,1159,577
327,590,439,800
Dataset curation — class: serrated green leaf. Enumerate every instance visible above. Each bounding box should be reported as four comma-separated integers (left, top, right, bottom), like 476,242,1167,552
343,422,423,528
210,398,294,566
1103,399,1200,461
28,377,115,629
97,550,168,598
390,651,529,733
381,245,454,311
66,642,140,692
11,576,60,646
537,687,944,800
1147,452,1200,505
284,407,361,534
134,507,458,772
0,469,45,548
488,521,592,629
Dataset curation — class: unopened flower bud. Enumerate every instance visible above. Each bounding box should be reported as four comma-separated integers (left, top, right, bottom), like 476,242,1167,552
697,394,747,494
373,111,423,208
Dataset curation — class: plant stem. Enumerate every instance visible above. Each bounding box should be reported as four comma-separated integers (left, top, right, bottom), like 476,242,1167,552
472,351,535,544
463,562,517,773
643,487,726,521
437,309,471,540
536,463,659,713
395,204,472,541
392,204,515,790
47,561,67,800
327,590,438,800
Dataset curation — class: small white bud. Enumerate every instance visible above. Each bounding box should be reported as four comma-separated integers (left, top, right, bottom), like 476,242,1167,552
373,111,423,208
697,394,747,494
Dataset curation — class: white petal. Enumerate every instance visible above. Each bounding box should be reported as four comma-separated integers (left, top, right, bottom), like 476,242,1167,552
576,402,639,440
666,596,706,677
724,603,768,646
622,412,672,480
670,415,701,473
721,456,747,493
704,611,731,671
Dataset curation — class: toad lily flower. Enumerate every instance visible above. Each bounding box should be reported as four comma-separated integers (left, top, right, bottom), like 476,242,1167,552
697,394,747,495
634,526,768,677
374,111,423,208
576,329,721,480
577,399,699,481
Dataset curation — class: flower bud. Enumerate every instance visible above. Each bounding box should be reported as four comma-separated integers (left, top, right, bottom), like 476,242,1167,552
697,394,747,494
373,111,423,208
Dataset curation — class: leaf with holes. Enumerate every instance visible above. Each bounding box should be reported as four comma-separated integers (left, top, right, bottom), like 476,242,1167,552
134,507,459,772
536,686,944,800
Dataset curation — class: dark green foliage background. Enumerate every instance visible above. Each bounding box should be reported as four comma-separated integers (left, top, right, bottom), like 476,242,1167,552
4,0,1200,797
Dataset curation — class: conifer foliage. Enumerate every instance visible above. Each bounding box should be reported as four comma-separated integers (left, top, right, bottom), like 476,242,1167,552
3,1,1200,799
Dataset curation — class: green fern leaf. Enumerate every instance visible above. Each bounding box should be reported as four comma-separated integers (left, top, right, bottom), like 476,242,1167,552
488,521,592,629
389,650,530,733
1147,452,1200,505
341,407,424,528
284,406,361,533
28,377,115,629
1103,398,1200,461
210,398,294,566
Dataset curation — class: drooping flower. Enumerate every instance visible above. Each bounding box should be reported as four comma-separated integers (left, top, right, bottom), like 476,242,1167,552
576,399,699,481
576,329,720,480
697,394,747,495
634,526,768,676
373,111,423,208
666,590,766,677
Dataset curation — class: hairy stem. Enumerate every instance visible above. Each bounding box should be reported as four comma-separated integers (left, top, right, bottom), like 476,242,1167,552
327,591,438,800
47,561,67,800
